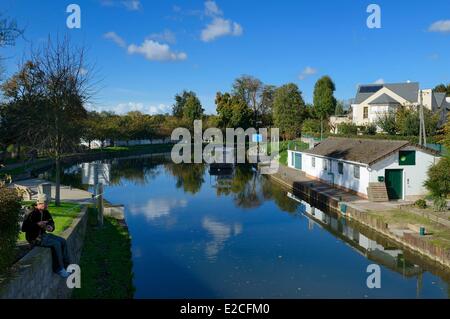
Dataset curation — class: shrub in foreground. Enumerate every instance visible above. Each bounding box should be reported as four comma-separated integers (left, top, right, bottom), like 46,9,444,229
0,187,22,273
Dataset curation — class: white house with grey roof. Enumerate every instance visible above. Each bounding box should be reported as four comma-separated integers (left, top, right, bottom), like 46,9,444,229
351,82,449,128
288,137,440,201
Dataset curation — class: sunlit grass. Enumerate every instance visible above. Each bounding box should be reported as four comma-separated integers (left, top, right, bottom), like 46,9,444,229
18,202,81,242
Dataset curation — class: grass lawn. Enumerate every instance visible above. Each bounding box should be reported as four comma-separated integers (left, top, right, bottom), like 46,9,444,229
368,209,450,250
278,140,309,166
18,202,82,242
88,143,173,154
72,207,134,299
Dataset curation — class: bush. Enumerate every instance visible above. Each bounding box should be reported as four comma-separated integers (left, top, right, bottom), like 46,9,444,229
363,124,377,135
0,187,22,273
424,157,450,199
414,199,427,209
302,119,327,134
337,122,358,135
433,196,447,212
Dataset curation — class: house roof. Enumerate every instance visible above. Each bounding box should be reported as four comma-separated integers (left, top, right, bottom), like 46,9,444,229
301,137,438,166
354,82,419,104
433,92,446,108
368,93,401,105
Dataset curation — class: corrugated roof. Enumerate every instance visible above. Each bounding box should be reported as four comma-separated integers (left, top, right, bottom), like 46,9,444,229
301,137,437,166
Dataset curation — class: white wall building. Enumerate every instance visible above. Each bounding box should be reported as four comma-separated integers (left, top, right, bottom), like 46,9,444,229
351,82,449,128
288,137,440,200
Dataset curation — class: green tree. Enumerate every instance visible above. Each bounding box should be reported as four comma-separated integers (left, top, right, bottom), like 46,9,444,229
334,100,345,116
273,83,305,140
441,113,450,150
337,122,358,135
232,75,274,127
313,76,337,139
396,107,439,136
172,90,197,118
433,83,450,97
376,111,398,135
183,94,204,124
215,92,253,129
425,157,450,210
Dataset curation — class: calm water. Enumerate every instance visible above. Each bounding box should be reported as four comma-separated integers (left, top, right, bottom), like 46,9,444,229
57,155,450,298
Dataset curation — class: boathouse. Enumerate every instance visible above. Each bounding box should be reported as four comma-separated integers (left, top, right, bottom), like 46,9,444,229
287,137,440,201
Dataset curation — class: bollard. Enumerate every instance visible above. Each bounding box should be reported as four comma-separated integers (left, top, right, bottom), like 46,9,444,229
38,183,52,201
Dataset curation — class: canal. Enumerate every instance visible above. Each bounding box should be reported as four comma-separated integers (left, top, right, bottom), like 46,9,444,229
55,154,450,298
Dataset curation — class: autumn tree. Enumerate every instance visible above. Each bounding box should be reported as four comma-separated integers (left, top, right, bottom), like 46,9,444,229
2,36,95,205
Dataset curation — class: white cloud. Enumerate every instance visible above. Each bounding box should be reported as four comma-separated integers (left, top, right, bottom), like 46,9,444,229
200,1,243,42
374,78,385,84
202,217,242,260
127,40,187,61
122,0,141,11
147,29,177,44
104,31,127,48
201,17,243,42
204,0,222,17
428,20,450,33
91,102,171,115
100,0,142,11
129,198,188,220
298,66,317,80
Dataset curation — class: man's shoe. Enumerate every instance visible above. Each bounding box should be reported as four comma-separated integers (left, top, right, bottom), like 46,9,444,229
57,269,70,278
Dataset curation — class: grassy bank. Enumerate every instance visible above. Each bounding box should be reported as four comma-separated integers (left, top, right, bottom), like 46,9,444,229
72,207,134,299
368,209,450,250
18,202,81,242
86,143,173,155
0,143,174,178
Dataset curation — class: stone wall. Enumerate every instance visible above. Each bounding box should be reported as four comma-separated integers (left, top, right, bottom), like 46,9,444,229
0,207,88,299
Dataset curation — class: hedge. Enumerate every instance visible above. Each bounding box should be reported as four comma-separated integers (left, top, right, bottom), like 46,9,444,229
0,187,22,274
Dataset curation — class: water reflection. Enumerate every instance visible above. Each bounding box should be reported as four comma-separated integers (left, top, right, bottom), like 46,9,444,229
51,156,450,298
129,198,188,221
287,192,424,279
202,217,242,261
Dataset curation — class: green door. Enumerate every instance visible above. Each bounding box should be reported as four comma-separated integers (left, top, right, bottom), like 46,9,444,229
294,153,302,170
385,169,403,200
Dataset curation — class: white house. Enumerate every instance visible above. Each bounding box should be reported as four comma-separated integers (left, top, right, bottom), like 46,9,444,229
288,137,440,201
351,82,449,128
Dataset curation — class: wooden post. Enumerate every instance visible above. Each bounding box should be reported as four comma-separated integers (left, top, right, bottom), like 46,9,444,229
97,183,104,227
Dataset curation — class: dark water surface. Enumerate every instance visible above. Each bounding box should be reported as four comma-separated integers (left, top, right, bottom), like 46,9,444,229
57,155,450,298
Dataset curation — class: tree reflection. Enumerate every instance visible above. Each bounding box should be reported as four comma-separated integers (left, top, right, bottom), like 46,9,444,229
164,163,206,194
261,175,299,214
109,157,160,186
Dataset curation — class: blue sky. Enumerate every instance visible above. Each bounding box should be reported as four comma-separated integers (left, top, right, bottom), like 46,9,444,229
1,0,449,114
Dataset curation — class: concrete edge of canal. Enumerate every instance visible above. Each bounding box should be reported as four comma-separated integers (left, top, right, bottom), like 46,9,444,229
266,164,450,270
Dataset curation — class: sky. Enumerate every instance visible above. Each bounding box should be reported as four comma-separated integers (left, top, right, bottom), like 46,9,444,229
0,0,449,115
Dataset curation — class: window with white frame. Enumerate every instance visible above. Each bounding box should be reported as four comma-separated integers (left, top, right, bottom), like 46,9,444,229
311,157,315,168
353,165,360,179
323,159,328,171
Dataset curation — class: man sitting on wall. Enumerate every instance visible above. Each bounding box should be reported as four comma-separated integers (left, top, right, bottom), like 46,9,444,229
21,194,71,278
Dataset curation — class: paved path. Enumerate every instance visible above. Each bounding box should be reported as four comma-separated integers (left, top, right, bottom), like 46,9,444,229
274,164,414,213
9,178,95,205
